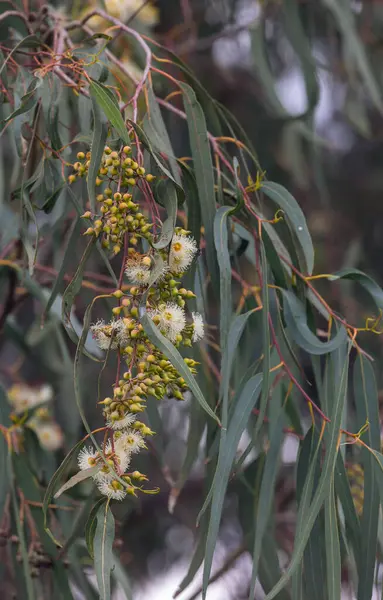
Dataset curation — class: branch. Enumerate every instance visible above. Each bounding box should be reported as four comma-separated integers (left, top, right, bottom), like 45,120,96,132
66,9,151,121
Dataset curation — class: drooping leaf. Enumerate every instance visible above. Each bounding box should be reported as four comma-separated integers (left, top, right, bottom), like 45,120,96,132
353,354,380,600
248,394,285,599
282,290,347,355
128,120,184,195
86,498,108,559
89,79,129,144
94,501,115,600
328,268,383,312
61,237,101,356
324,477,341,600
44,218,81,318
262,181,314,275
10,478,36,600
214,205,233,353
54,464,101,499
180,81,219,294
140,307,219,424
87,95,108,212
202,373,263,599
143,84,181,185
265,345,350,599
3,74,43,123
152,179,177,249
43,438,86,546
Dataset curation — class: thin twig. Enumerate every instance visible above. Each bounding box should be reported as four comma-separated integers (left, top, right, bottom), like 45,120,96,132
66,9,152,121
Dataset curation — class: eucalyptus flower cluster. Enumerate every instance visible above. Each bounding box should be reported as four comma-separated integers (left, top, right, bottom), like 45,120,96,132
69,143,205,501
69,145,155,255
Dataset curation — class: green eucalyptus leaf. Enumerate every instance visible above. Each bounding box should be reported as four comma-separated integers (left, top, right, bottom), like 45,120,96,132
262,181,314,275
152,179,177,249
328,268,383,311
88,95,108,212
202,373,263,599
264,346,350,600
180,81,219,294
324,477,341,600
143,84,181,185
94,501,115,600
353,355,380,600
140,307,219,424
214,205,233,353
282,290,347,355
89,79,129,143
43,438,86,546
86,498,107,559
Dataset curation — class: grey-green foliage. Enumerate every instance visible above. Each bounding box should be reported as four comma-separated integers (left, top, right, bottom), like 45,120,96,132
1,3,383,600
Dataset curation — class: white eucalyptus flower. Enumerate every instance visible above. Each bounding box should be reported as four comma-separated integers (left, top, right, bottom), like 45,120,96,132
125,264,151,285
150,302,186,342
97,478,127,501
91,319,126,350
115,430,146,454
106,411,137,431
8,383,53,414
34,422,64,451
94,447,131,482
168,234,198,273
77,446,98,471
192,312,205,342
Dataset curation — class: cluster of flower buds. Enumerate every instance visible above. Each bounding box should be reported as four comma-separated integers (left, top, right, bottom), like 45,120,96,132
69,145,156,255
70,141,205,501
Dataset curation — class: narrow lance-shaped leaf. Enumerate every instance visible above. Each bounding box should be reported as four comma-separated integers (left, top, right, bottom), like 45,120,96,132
324,476,341,600
262,181,314,275
87,96,108,212
10,478,36,600
202,373,263,599
152,179,177,250
129,120,184,196
353,354,380,600
282,290,347,355
86,498,108,559
180,81,219,294
328,268,383,312
54,465,102,499
264,346,350,600
199,308,261,520
214,206,233,354
253,241,271,441
94,501,115,600
295,428,326,600
139,305,219,424
89,79,130,144
43,438,86,546
44,218,81,318
248,396,285,599
143,83,181,186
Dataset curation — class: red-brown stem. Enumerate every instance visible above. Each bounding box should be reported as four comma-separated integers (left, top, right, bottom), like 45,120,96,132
268,314,331,423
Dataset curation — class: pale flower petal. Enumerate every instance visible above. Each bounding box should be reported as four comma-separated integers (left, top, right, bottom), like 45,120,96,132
192,312,205,342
